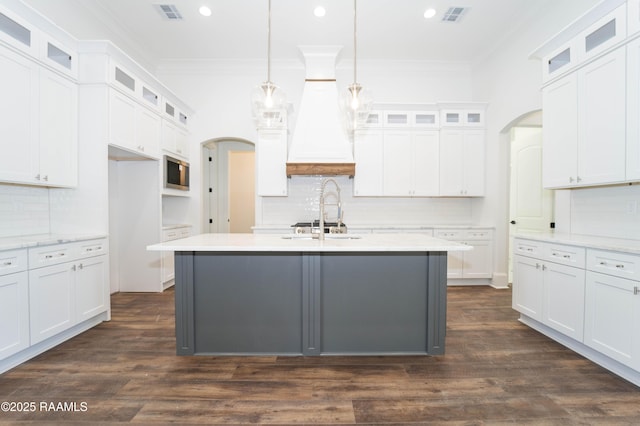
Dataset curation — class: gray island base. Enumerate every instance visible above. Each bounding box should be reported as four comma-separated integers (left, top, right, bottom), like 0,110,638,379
174,250,448,356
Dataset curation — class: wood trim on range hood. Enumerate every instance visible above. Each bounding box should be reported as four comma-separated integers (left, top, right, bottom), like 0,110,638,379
286,162,355,178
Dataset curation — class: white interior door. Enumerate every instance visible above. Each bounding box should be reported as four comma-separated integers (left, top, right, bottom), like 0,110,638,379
508,126,554,282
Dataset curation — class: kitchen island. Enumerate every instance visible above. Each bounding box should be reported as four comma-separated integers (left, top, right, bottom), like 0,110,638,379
147,233,471,356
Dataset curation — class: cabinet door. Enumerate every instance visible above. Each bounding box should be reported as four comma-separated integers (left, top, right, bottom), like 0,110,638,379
175,127,189,159
0,47,39,185
256,130,287,196
39,69,78,187
543,262,585,341
512,255,543,321
353,130,383,196
627,37,640,181
542,74,578,188
0,271,29,360
439,129,464,196
413,131,439,196
109,89,136,151
76,255,108,322
461,130,485,196
136,105,161,159
462,240,492,279
578,48,626,186
383,131,412,196
584,271,640,369
29,263,75,345
446,250,464,279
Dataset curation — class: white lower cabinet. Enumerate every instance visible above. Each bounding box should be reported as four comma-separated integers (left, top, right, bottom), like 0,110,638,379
543,261,585,341
436,229,493,281
513,237,640,384
0,248,29,360
29,262,75,345
513,239,586,340
26,239,109,346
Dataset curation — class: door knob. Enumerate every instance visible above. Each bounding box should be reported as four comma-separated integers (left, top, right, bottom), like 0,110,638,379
510,220,516,225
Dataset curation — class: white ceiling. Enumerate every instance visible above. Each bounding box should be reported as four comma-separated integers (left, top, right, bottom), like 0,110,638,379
22,0,554,70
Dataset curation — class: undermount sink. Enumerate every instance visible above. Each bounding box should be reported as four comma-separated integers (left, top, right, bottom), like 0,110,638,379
281,234,362,240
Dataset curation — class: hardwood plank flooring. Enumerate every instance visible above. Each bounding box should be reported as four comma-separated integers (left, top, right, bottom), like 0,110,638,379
1,286,639,424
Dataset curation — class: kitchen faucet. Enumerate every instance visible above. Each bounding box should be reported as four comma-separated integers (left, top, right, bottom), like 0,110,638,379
319,178,342,241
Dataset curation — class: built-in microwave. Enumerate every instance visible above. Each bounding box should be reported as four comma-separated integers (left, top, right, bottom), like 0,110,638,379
164,155,189,191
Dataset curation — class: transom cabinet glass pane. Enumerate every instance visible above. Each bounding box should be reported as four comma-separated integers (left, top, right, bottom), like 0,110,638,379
548,48,571,74
467,113,481,123
142,86,158,105
415,113,436,125
446,113,460,123
114,67,135,91
585,19,616,52
366,113,380,124
47,43,72,70
165,103,175,117
0,12,30,47
387,113,408,124
179,112,187,125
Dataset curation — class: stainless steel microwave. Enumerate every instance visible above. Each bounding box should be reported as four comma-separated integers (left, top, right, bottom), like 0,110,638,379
164,155,189,191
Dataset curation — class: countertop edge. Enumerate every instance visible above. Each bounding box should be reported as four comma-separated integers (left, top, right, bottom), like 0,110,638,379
514,232,640,255
0,233,109,252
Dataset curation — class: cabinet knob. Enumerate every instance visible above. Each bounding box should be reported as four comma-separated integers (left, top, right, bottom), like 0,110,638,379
569,177,574,183
510,220,516,225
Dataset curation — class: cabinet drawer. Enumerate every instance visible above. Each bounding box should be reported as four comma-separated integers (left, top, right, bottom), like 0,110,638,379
179,228,191,238
544,243,586,268
78,239,108,258
514,239,544,258
0,249,28,276
29,243,77,268
464,229,493,240
587,249,639,281
434,230,462,240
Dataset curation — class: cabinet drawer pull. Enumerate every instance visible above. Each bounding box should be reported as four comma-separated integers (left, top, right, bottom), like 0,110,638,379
86,248,93,252
635,286,639,296
615,264,624,269
599,261,607,265
3,261,13,266
563,254,570,259
71,265,76,271
45,255,53,259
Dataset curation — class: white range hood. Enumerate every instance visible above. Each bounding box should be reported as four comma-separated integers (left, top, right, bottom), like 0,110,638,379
286,46,355,177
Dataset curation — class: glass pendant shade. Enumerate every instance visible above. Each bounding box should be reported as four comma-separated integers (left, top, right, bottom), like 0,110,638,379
251,81,286,127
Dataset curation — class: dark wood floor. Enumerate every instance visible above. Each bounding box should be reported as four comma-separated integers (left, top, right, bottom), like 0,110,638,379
1,286,639,425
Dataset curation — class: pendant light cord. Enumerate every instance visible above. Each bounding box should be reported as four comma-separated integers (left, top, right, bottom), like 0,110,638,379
353,0,357,84
267,0,272,83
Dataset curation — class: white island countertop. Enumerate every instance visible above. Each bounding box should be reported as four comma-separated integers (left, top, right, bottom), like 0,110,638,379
147,233,473,253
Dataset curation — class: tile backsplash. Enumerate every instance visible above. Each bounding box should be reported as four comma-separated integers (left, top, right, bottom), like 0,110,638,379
0,184,50,237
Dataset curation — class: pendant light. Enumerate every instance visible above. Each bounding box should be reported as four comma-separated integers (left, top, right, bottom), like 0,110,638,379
251,0,286,128
343,0,372,130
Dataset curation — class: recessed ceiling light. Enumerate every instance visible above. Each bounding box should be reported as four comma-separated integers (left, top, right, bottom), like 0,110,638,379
424,8,437,19
199,5,212,17
314,6,326,18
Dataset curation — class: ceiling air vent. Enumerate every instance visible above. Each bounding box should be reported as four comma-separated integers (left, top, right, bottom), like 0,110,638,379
154,4,183,20
442,7,468,23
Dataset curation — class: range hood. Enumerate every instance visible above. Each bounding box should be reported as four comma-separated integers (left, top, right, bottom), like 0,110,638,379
286,46,356,177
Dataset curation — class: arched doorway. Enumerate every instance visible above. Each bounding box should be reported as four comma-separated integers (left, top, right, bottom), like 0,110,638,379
503,110,554,282
202,138,255,233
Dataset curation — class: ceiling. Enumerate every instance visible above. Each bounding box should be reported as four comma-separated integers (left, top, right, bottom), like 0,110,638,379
22,0,553,71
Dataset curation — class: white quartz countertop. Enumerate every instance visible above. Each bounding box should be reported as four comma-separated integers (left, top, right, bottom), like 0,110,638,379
515,231,640,255
0,233,108,252
147,233,473,253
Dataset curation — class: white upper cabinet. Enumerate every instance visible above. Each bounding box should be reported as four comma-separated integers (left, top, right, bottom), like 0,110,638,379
542,40,579,82
109,87,161,159
439,129,485,196
542,74,578,188
0,47,39,185
256,129,288,196
627,37,640,180
543,48,626,188
353,130,383,196
383,111,410,127
39,68,78,187
577,47,626,186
